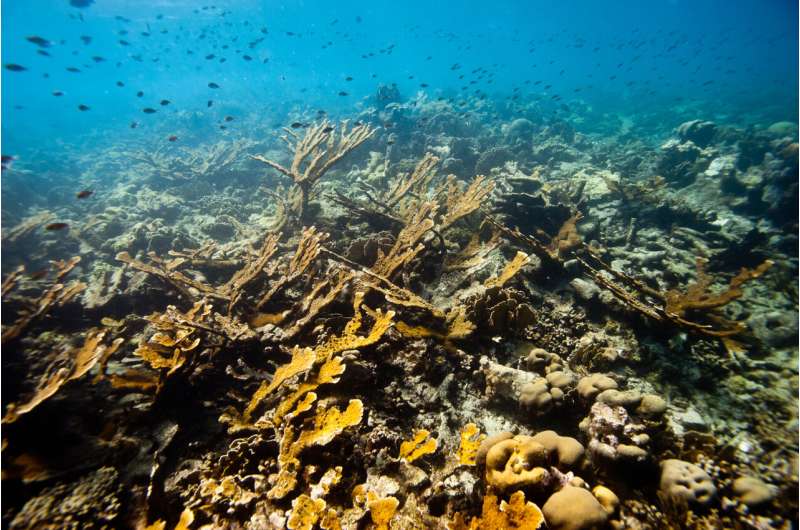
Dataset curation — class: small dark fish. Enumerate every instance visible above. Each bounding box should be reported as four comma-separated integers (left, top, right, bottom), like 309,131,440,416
207,100,213,107
52,91,64,96
5,64,27,71
116,81,124,87
168,135,178,142
26,36,51,47
80,35,92,45
37,50,51,57
66,67,81,73
119,40,130,46
322,126,334,133
219,125,227,130
224,115,234,122
208,82,220,88
290,122,304,129
136,91,144,97
78,104,90,111
1,155,15,170
70,0,94,7
130,121,138,129
345,76,353,81
420,83,429,88
45,222,69,231
91,56,105,62
142,107,157,113
29,269,48,280
205,54,215,60
160,99,170,106
242,55,252,61
338,91,348,96
76,190,93,199
387,139,395,145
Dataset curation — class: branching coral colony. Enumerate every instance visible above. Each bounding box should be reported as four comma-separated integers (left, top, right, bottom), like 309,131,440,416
1,118,787,530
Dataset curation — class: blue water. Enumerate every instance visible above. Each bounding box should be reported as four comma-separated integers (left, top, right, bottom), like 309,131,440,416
2,0,797,159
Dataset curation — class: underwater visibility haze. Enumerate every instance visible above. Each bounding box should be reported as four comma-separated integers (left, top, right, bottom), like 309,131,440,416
0,0,798,528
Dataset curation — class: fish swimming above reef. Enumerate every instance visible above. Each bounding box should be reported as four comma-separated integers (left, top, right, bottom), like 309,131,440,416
44,222,69,231
26,36,52,48
76,190,93,199
160,100,171,106
142,108,157,114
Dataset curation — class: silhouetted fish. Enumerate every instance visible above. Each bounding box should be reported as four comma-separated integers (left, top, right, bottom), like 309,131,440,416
76,190,93,199
136,91,144,97
92,56,105,62
208,82,220,88
224,116,234,122
160,99,170,106
78,104,90,111
116,81,125,87
66,67,81,73
168,135,178,142
26,36,51,47
5,64,27,72
45,222,69,231
80,35,92,45
52,91,64,96
70,0,94,7
130,121,138,128
338,91,348,96
207,100,213,107
142,108,157,113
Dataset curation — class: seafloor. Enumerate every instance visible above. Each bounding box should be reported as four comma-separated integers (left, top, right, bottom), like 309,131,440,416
1,89,798,529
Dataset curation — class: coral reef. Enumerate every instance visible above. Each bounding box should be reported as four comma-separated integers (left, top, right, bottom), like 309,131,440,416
1,93,797,530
